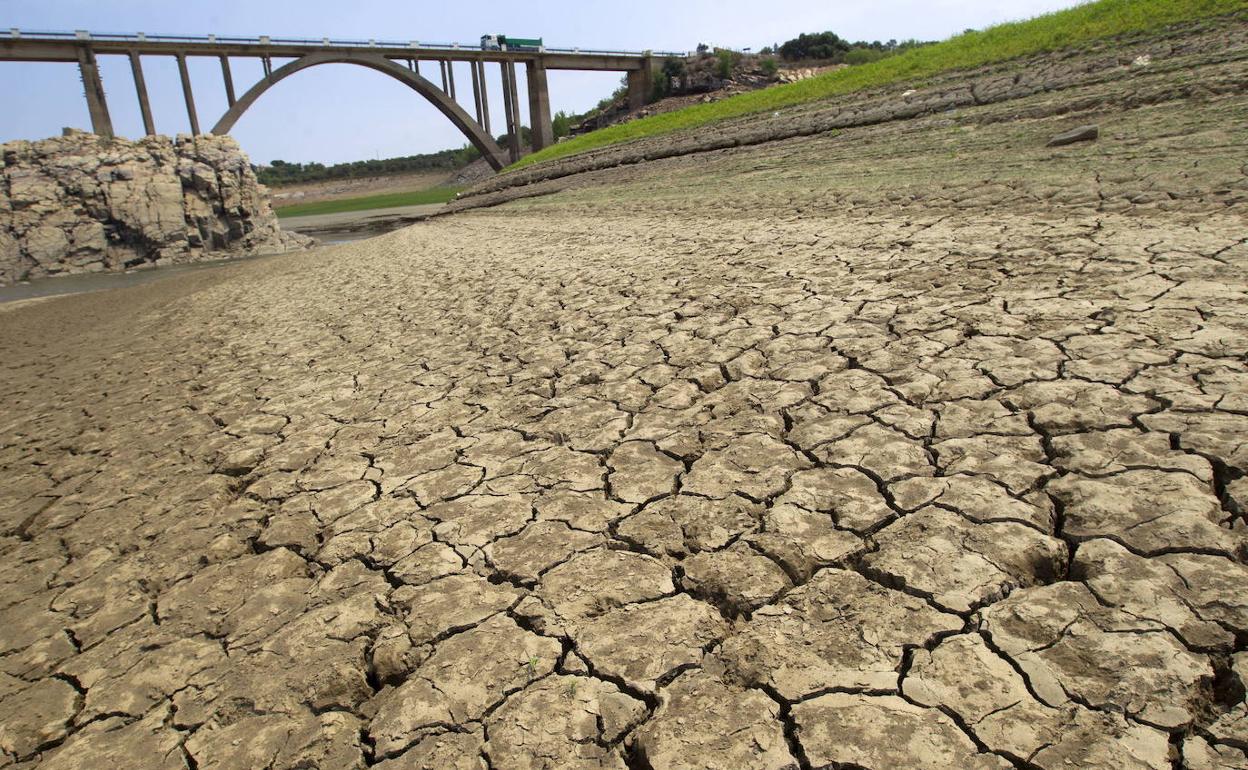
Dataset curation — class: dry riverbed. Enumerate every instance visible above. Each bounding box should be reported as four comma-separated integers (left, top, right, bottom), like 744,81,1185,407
1,19,1247,770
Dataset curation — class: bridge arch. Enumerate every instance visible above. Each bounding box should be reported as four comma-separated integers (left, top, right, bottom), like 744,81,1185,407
210,52,508,170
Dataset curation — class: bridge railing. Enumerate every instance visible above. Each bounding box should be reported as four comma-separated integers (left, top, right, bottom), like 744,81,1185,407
6,28,684,58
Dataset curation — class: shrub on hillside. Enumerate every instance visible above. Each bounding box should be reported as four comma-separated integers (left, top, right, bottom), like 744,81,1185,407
779,31,850,61
844,48,888,65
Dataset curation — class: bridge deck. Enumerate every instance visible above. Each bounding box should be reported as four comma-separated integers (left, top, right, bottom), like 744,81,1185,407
1,29,683,71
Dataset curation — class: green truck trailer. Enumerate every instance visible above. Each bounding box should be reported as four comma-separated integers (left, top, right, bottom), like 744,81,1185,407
479,34,544,52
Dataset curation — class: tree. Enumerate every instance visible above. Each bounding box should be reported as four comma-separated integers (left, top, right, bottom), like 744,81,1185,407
661,57,686,79
778,31,851,62
552,111,572,139
696,42,709,55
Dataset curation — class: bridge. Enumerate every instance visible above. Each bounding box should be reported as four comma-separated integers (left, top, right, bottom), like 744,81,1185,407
1,29,683,170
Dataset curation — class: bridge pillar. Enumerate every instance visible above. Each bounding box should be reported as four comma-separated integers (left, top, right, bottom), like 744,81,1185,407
177,54,201,135
76,46,113,138
219,55,236,106
499,61,522,163
627,56,656,110
476,60,491,135
439,60,448,94
525,60,553,151
128,52,156,136
447,61,456,100
469,59,483,127
506,62,523,161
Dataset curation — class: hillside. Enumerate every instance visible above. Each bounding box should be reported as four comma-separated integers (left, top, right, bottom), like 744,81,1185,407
507,0,1245,171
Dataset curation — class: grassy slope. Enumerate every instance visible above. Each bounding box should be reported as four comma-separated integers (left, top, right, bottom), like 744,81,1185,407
274,187,461,218
510,0,1244,171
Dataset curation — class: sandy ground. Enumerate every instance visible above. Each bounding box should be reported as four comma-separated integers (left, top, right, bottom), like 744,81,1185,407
280,203,449,241
1,20,1247,770
268,171,452,206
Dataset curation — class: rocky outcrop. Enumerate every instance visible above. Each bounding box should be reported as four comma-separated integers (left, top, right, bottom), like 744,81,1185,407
0,130,311,285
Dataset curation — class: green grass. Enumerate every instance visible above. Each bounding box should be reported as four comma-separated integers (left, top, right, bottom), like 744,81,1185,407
274,187,461,217
510,0,1244,171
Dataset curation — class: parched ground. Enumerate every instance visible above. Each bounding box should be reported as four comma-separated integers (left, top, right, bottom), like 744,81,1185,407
2,21,1248,770
269,171,452,206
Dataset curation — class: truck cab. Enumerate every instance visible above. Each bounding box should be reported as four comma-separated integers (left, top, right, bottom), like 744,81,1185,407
480,34,502,51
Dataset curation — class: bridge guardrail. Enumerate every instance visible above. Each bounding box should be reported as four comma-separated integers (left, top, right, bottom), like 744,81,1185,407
6,28,684,58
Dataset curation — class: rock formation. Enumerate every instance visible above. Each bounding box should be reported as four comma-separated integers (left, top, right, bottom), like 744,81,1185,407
0,130,311,285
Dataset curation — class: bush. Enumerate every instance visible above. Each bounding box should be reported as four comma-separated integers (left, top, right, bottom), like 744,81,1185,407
715,48,738,79
844,48,888,65
760,57,779,76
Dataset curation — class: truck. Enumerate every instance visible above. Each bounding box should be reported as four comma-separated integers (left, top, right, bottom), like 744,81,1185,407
480,34,544,52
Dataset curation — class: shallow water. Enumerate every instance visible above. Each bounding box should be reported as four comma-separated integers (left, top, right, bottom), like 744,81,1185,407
0,253,276,305
0,231,387,305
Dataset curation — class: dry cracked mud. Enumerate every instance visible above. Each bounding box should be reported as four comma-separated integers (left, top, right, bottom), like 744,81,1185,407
2,17,1248,770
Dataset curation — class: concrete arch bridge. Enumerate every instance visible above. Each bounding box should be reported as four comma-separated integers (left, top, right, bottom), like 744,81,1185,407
1,29,678,169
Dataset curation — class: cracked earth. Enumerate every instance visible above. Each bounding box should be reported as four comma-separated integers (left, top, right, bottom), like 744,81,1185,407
3,19,1248,770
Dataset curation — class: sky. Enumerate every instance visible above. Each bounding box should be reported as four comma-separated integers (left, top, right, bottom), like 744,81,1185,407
2,0,1084,166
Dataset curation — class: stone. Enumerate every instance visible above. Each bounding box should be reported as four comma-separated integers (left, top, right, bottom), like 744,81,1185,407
1047,124,1099,147
0,132,311,284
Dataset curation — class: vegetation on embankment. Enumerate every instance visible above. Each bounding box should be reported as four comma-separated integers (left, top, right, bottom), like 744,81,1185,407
274,187,461,217
509,0,1245,171
258,149,475,186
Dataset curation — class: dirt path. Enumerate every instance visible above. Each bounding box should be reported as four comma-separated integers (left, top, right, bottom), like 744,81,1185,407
1,21,1247,770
